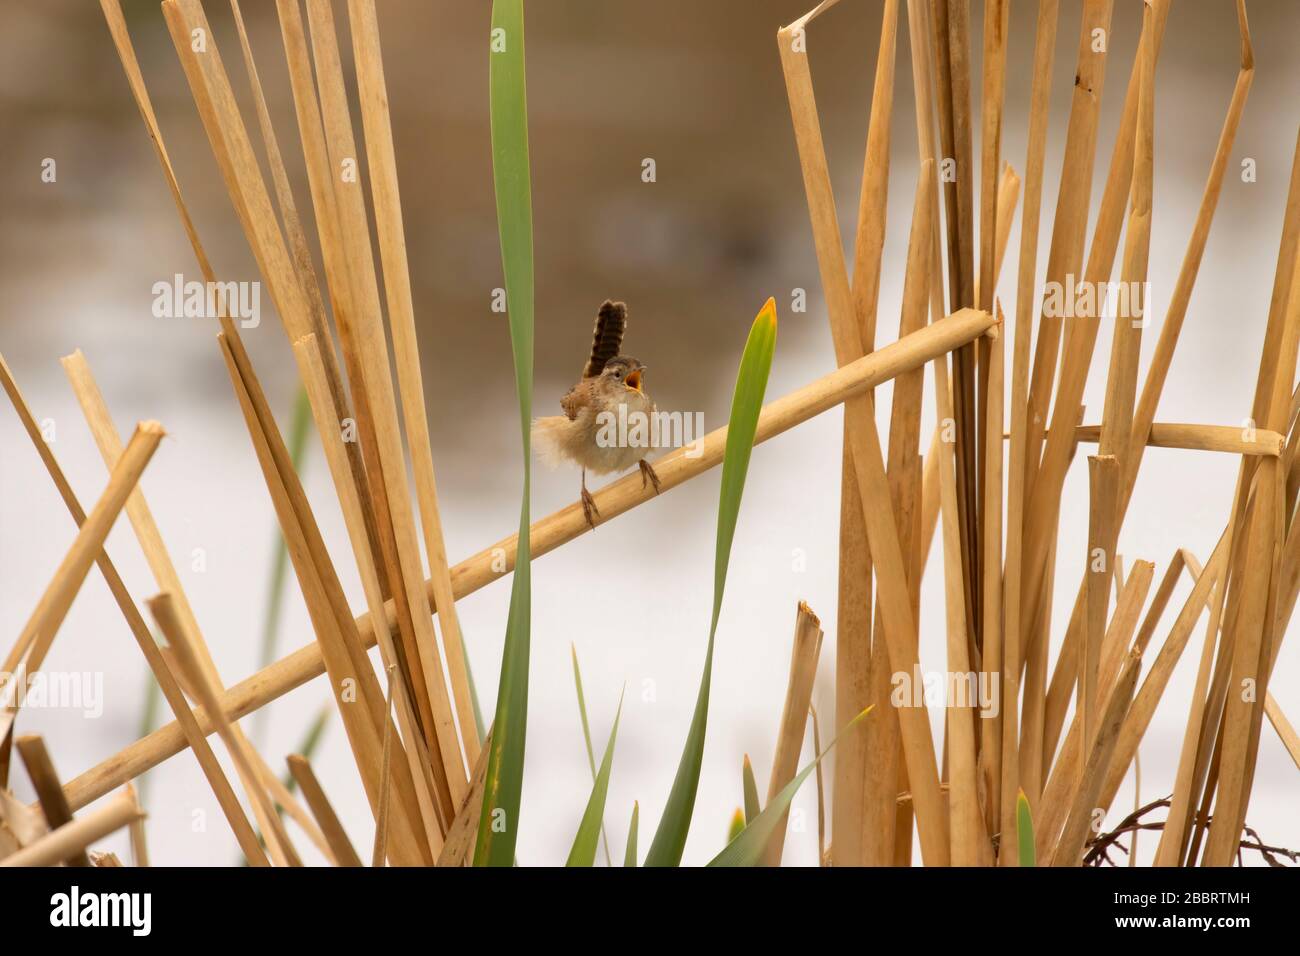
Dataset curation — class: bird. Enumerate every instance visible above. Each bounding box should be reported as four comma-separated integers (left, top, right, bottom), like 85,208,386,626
533,300,662,528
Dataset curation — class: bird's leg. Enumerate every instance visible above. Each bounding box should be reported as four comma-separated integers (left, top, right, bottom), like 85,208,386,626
580,468,600,529
638,457,662,495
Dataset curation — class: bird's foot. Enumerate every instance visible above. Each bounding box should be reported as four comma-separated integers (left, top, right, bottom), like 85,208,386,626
639,458,662,495
581,485,601,529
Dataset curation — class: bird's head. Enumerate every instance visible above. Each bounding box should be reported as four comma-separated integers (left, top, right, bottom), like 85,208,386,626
600,356,646,393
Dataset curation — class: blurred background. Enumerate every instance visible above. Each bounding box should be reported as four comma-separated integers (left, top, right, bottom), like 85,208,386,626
1,0,1296,865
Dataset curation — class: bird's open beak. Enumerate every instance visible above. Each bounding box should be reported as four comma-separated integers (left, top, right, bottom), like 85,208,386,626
625,368,644,392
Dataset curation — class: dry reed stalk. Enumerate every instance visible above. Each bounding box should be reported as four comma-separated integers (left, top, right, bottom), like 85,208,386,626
1174,510,1250,865
1007,0,1060,812
779,9,949,865
299,0,469,807
59,350,331,860
437,730,494,868
977,304,1003,839
1098,1,1157,473
1048,651,1139,867
270,0,405,636
226,0,357,468
15,736,89,866
861,163,931,866
835,0,897,868
1036,561,1153,857
1020,5,1168,680
931,324,985,866
833,434,872,866
287,755,363,867
1076,424,1283,456
1195,133,1300,862
972,4,1008,686
159,0,450,839
0,789,141,869
346,0,480,771
976,0,1008,316
1022,0,1115,478
294,334,444,849
148,592,303,868
0,354,272,865
859,0,903,869
217,332,432,865
226,0,387,595
1083,456,1120,751
1124,2,1253,506
1096,546,1226,818
0,422,163,748
124,783,148,867
973,165,1019,310
372,666,398,867
1204,303,1300,866
62,310,994,812
931,0,979,680
762,602,823,866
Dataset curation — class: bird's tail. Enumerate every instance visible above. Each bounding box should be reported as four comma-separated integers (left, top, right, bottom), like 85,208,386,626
531,416,571,469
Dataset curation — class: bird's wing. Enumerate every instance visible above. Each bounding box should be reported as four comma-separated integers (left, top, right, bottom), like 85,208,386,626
560,384,582,421
582,300,627,378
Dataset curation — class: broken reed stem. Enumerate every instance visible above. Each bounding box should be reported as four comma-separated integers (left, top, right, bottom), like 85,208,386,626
0,422,164,746
294,334,446,853
779,10,949,866
1083,456,1119,751
437,729,494,868
1023,0,1116,479
59,349,330,861
372,665,398,867
217,331,434,866
287,754,363,867
0,789,141,869
61,309,996,813
346,0,481,771
762,602,824,867
842,0,897,870
148,591,301,868
932,325,984,867
0,353,272,866
15,736,89,867
1008,0,1060,813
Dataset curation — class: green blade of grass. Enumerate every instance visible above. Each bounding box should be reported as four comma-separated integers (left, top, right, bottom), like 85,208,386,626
475,0,535,867
565,689,624,867
1017,789,1036,867
644,297,777,867
624,802,639,867
571,644,613,864
742,754,761,824
707,706,871,867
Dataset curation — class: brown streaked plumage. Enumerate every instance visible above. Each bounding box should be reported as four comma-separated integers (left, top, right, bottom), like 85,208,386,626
582,300,628,379
534,301,661,528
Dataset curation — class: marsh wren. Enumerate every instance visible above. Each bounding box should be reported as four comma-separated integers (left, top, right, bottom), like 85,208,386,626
533,300,662,528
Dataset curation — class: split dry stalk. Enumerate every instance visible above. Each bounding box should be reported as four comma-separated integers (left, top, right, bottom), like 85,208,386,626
762,602,824,867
